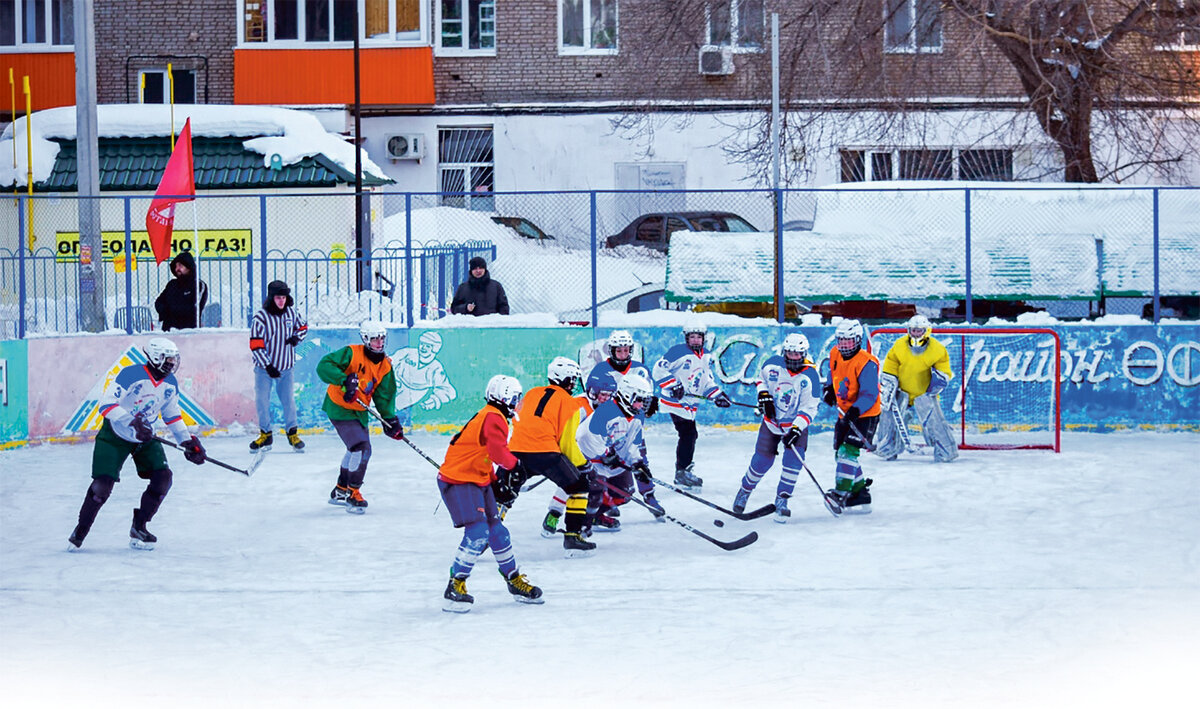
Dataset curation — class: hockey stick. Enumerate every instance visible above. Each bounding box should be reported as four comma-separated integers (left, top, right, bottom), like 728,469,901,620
355,394,444,470
520,476,549,493
596,477,758,551
842,417,877,453
786,442,843,517
648,475,777,520
153,436,259,477
729,400,759,409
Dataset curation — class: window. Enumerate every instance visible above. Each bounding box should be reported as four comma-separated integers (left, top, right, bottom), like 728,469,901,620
958,149,1013,181
705,0,763,50
1,0,73,48
439,127,494,210
560,0,617,53
140,69,196,104
899,149,952,180
437,0,495,54
1155,0,1200,49
241,1,426,45
840,148,1014,182
884,0,941,53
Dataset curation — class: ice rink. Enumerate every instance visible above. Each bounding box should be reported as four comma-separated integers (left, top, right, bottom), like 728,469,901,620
2,426,1197,708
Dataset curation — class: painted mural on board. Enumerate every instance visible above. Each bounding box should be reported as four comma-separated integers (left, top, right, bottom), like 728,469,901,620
0,339,29,443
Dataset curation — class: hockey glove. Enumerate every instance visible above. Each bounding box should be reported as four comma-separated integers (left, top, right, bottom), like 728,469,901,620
844,405,861,422
600,450,622,469
285,335,302,347
927,369,950,397
342,373,360,404
644,396,659,417
265,364,282,379
182,436,207,465
756,390,776,420
665,382,684,400
382,416,405,440
491,475,518,507
713,392,732,408
632,461,653,485
781,427,802,449
822,384,837,407
131,413,154,443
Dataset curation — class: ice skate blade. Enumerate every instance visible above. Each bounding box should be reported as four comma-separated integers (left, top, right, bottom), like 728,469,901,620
773,513,790,524
67,542,83,552
129,539,155,551
345,506,366,515
511,594,545,605
593,525,621,533
563,547,595,559
843,504,871,515
250,444,272,453
442,600,472,613
540,529,558,539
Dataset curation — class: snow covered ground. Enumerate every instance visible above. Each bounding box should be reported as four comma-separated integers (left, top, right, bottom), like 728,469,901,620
2,427,1197,708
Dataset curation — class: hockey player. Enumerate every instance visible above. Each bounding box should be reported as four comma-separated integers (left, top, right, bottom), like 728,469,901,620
504,357,598,557
584,330,658,417
248,280,308,453
652,318,732,492
68,338,207,551
733,333,821,523
576,373,661,534
823,319,882,514
874,315,958,462
439,375,543,612
316,321,404,514
541,389,596,538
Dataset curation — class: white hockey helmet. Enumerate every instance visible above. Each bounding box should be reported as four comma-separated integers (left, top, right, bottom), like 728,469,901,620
360,320,387,353
143,338,180,376
682,317,708,352
547,356,581,393
781,333,809,372
485,374,524,417
907,314,932,345
615,373,654,416
835,319,864,357
606,330,635,366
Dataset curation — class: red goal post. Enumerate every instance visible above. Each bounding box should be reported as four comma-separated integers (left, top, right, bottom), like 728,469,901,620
868,327,1062,452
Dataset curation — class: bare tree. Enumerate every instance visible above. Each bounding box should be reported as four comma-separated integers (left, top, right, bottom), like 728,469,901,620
613,0,1200,183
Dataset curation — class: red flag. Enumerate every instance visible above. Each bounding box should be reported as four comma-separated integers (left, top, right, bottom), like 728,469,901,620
146,118,196,265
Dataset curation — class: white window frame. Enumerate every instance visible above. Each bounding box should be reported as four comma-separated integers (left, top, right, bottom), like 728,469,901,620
237,0,428,47
883,0,943,54
840,147,1015,182
1154,0,1200,50
558,0,619,56
139,68,197,104
702,0,764,54
438,126,495,210
0,0,74,52
435,0,496,57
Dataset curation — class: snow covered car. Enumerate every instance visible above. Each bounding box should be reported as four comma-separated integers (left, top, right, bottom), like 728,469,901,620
605,211,758,252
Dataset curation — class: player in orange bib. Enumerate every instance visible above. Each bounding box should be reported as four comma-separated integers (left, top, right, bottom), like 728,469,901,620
822,319,881,514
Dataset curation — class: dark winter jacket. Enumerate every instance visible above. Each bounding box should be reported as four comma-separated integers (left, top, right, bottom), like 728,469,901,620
450,271,510,316
154,251,209,330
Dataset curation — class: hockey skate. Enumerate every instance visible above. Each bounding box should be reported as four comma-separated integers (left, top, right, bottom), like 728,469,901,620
285,427,306,453
773,494,791,524
249,429,273,452
540,510,561,538
843,479,873,515
67,526,86,552
591,512,621,533
643,492,666,522
129,510,157,551
732,487,752,514
674,464,703,492
345,487,368,514
562,531,597,559
824,489,848,516
504,570,545,604
442,576,473,613
329,484,352,507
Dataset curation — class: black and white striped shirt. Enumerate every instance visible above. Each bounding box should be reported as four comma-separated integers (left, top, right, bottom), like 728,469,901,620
249,307,307,372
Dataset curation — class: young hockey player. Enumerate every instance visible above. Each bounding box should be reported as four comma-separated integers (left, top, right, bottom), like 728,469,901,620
874,315,958,462
652,318,732,492
823,319,882,514
504,357,598,557
541,388,596,538
68,338,207,551
733,333,822,523
575,373,662,534
316,321,404,514
439,375,543,612
584,330,658,417
248,280,308,452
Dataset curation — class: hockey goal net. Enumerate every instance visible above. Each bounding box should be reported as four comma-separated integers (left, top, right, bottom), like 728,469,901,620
868,327,1061,452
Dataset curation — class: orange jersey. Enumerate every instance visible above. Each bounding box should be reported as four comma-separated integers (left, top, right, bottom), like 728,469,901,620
439,404,517,486
325,345,393,412
829,347,883,418
509,385,586,464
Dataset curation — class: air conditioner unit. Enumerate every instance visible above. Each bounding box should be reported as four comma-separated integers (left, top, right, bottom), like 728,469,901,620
386,133,425,160
699,47,734,76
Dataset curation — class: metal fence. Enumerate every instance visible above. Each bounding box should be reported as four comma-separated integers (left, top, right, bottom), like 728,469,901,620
1,186,1197,338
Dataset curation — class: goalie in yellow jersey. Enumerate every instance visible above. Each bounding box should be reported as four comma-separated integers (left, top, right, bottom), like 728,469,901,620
874,315,959,463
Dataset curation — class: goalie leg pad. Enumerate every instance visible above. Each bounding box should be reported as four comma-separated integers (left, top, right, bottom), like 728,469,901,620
914,395,958,462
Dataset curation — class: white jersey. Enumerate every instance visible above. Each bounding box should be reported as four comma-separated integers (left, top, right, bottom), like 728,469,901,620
576,400,646,478
757,355,822,436
652,343,722,421
584,358,651,400
98,364,191,444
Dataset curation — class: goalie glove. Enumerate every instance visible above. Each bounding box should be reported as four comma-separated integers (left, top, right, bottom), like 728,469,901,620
927,369,950,396
755,390,776,420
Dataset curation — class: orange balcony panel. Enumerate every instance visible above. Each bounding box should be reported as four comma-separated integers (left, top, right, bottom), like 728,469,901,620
0,53,75,113
235,47,434,106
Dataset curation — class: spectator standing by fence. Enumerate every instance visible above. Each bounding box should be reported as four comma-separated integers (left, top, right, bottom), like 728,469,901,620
451,257,509,316
249,280,308,453
155,251,208,331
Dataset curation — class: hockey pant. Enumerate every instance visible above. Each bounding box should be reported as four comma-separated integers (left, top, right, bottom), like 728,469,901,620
670,414,699,470
873,391,911,461
515,452,589,534
332,419,371,489
913,394,959,462
439,480,517,579
835,416,878,494
75,468,172,538
740,423,807,500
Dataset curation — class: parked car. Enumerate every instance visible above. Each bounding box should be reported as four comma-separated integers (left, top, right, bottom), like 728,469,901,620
491,215,555,242
605,211,758,252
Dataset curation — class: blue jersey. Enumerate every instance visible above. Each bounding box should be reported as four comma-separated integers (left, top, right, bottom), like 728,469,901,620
584,358,651,402
756,355,822,435
575,400,646,478
652,343,723,421
98,364,191,444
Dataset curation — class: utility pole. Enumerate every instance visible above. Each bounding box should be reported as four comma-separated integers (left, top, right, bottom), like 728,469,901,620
75,0,104,332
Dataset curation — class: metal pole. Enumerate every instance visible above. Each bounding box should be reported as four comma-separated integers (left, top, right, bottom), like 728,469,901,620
353,4,365,293
1152,188,1160,323
591,191,598,327
405,193,414,328
964,188,973,324
75,0,105,332
18,197,26,338
771,13,783,324
123,197,132,333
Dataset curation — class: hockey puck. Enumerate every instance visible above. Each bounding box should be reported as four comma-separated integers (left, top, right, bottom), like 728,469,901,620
713,519,725,527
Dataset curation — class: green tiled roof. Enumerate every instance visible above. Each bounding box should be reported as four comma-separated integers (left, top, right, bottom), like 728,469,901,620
36,136,391,192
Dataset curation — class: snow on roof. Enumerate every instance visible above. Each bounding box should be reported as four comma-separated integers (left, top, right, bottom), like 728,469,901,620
0,104,388,188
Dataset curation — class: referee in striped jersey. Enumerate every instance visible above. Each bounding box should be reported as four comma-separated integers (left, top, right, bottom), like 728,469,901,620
249,280,308,452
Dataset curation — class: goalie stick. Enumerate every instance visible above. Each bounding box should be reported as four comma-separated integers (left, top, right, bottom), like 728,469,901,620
649,476,777,520
596,477,758,551
889,398,930,456
153,436,260,477
786,442,843,517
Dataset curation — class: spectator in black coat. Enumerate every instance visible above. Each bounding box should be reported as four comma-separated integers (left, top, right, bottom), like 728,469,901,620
154,251,209,331
451,256,509,316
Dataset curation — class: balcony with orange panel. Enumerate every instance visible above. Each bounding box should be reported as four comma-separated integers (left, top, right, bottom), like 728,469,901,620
0,53,75,112
234,46,434,107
